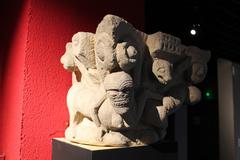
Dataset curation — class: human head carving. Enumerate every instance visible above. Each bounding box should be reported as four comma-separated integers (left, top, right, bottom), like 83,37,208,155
152,58,173,85
103,71,133,114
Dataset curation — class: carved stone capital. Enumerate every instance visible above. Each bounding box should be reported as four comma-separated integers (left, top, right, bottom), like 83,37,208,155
60,14,210,146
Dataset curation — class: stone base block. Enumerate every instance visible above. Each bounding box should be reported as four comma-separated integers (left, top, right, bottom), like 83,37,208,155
52,138,177,160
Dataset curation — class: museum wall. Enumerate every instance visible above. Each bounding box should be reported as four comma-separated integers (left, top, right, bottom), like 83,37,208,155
0,1,29,160
0,0,145,160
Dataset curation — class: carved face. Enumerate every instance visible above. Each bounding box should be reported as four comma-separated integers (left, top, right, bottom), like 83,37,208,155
191,63,207,84
152,59,173,85
116,42,138,71
106,86,132,108
104,72,133,112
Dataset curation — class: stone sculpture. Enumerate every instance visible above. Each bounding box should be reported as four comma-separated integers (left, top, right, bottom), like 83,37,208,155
60,14,211,147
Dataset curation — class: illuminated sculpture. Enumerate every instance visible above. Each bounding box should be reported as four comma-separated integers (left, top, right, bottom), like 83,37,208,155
60,14,210,146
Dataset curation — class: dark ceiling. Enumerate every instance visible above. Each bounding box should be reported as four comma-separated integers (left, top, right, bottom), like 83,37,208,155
145,0,240,62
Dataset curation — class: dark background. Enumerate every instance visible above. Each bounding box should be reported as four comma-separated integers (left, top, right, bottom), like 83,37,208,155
145,0,240,159
0,0,239,159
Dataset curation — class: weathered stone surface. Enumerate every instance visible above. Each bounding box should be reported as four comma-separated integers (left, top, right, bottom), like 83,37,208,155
60,14,210,147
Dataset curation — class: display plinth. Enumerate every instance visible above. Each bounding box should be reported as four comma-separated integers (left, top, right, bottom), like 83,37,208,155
52,138,177,160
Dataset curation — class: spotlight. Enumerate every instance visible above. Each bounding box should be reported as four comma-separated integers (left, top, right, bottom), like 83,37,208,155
190,29,197,35
189,24,200,36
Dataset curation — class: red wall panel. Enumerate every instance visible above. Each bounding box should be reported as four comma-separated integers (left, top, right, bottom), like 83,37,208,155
0,0,144,159
0,1,30,159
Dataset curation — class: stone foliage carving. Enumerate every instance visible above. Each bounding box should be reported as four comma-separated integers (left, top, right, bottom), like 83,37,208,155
60,14,211,147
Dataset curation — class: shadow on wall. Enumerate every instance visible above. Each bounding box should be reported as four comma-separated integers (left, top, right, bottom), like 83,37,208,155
0,0,24,94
